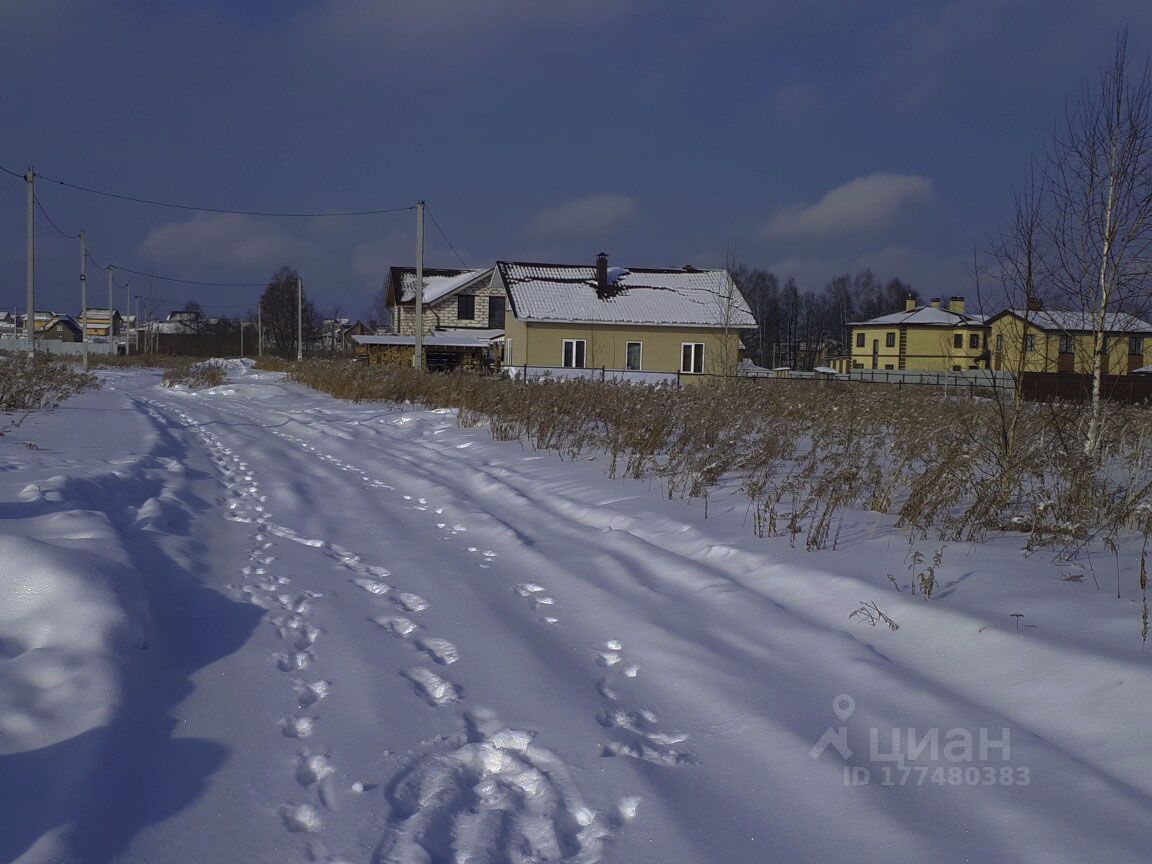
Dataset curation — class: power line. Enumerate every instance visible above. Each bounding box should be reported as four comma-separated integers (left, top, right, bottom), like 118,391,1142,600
83,251,267,288
0,162,416,217
426,204,468,268
35,195,81,239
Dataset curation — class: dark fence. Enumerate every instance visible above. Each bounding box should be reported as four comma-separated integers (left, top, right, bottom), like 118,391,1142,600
152,333,246,357
1021,372,1152,405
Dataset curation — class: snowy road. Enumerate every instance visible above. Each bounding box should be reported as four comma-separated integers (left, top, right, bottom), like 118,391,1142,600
3,364,1151,863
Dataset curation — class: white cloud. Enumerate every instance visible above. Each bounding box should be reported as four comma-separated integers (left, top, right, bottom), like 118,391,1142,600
525,193,638,240
764,173,933,239
138,214,304,268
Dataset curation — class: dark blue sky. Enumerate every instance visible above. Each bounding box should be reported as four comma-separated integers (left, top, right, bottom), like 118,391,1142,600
3,1,1150,320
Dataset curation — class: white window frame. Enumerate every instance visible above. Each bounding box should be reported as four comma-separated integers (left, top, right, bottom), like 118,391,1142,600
680,342,704,374
625,341,643,371
562,338,586,369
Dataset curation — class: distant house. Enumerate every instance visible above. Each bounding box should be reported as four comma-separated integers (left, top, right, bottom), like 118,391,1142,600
0,311,19,337
38,315,83,342
78,308,123,338
497,255,754,378
320,318,372,352
156,309,204,334
32,310,60,332
385,267,503,335
841,296,988,372
987,302,1152,375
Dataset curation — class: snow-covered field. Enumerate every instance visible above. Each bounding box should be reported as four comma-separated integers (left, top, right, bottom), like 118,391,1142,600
2,363,1150,864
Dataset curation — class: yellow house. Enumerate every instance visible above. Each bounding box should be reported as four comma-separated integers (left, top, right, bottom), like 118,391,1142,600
497,256,753,379
986,305,1152,375
843,296,988,372
78,308,123,338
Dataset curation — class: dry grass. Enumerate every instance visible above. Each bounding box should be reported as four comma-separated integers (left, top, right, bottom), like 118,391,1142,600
284,360,1152,562
253,356,295,372
0,352,101,435
162,360,227,389
52,353,214,370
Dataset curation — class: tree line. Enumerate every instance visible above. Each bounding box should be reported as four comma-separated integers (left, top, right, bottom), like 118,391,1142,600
732,266,916,369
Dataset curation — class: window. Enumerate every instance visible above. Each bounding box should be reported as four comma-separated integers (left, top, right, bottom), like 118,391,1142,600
885,332,896,347
969,333,981,349
487,296,506,329
1131,336,1145,355
953,333,963,349
626,341,642,371
884,364,894,370
856,332,865,348
562,339,586,368
457,295,475,320
995,334,1004,353
1059,334,1075,354
1025,334,1036,352
681,342,704,374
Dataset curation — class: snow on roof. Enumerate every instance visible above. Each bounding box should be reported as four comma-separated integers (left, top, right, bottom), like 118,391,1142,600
353,328,504,348
996,309,1152,334
398,269,493,305
497,262,755,328
850,305,986,327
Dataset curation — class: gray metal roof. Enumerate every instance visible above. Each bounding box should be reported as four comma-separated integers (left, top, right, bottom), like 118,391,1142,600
994,308,1152,334
497,262,755,328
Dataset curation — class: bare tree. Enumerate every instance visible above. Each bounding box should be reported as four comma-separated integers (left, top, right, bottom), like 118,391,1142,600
1046,32,1152,457
968,169,1053,481
259,266,322,358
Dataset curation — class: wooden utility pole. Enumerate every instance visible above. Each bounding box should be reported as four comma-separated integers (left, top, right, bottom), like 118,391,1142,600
80,231,88,370
296,275,303,362
107,265,114,343
124,282,131,355
258,306,263,357
25,168,35,355
413,200,425,370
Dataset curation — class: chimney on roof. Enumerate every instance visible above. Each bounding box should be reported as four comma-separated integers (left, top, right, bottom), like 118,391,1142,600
596,252,609,296
905,295,916,312
930,297,941,309
1026,296,1043,312
948,296,965,314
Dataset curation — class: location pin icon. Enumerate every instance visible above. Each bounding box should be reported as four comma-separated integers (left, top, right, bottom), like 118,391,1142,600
833,694,855,722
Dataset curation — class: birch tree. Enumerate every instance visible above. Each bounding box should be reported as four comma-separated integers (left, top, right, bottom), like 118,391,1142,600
1046,33,1152,457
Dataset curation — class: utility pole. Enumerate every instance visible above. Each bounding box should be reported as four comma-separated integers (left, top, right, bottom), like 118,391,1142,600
124,282,131,355
80,231,88,370
296,275,303,362
240,321,245,359
412,200,425,371
258,306,263,357
25,168,35,355
107,265,114,345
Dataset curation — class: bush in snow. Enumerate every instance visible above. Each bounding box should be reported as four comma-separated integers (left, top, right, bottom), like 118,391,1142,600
0,351,101,436
162,361,227,389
